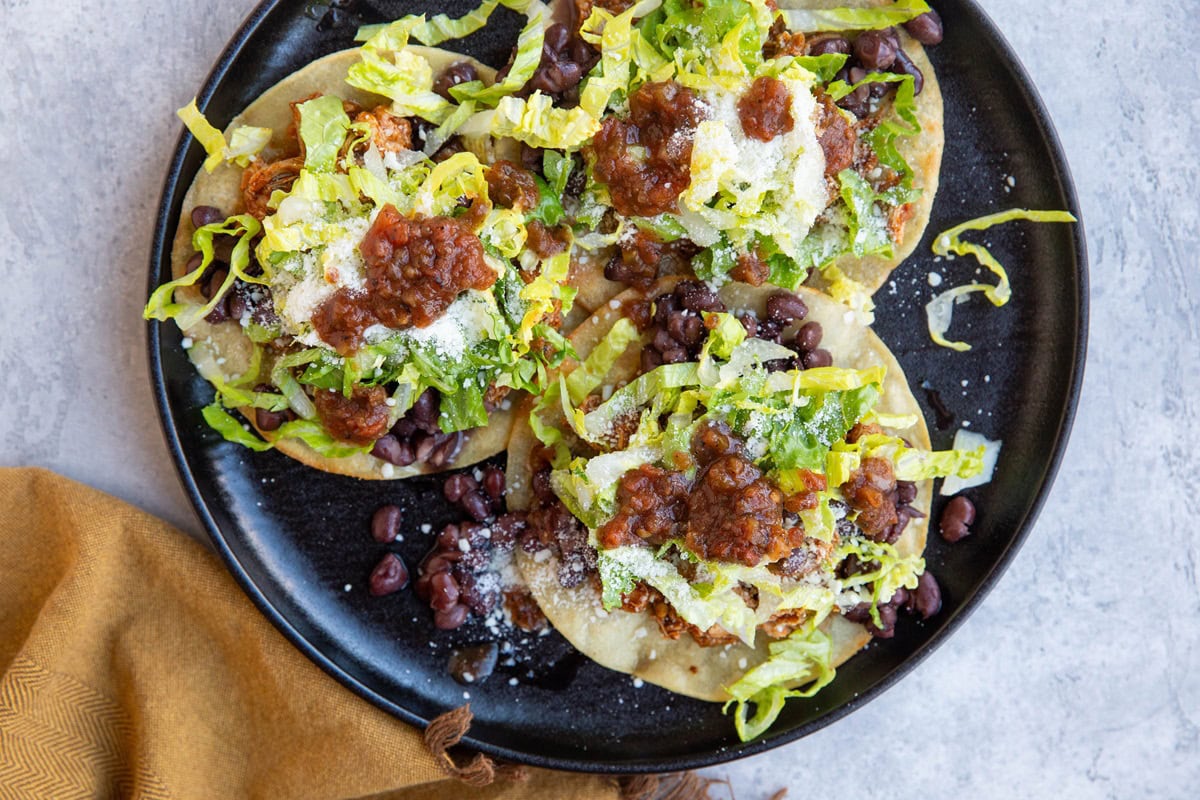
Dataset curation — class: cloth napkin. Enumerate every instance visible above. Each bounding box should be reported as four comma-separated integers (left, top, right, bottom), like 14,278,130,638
0,467,662,799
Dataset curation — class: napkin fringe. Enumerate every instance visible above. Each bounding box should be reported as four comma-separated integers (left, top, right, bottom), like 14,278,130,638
424,704,529,786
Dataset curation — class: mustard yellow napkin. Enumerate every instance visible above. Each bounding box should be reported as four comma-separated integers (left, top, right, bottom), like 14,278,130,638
0,467,623,799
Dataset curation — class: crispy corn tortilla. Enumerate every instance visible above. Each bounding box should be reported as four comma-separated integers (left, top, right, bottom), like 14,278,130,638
506,277,932,701
565,0,944,317
170,47,517,479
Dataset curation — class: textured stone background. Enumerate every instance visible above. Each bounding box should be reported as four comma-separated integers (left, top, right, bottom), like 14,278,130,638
1,0,1197,796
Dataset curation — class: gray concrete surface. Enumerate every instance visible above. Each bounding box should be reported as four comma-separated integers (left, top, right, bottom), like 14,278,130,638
1,0,1197,796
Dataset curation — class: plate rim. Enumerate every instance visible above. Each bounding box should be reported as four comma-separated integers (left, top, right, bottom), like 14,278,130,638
145,0,1089,773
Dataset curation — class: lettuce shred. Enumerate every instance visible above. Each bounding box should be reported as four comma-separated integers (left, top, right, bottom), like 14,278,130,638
925,209,1077,350
779,0,931,32
177,100,271,172
144,215,263,330
726,626,836,741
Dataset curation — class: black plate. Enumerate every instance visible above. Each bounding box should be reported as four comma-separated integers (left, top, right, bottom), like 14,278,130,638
147,0,1087,773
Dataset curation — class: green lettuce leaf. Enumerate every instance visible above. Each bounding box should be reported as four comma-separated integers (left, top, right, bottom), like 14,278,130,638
925,209,1077,350
780,0,931,32
726,626,836,741
177,100,230,173
450,7,545,107
143,215,263,330
297,95,351,173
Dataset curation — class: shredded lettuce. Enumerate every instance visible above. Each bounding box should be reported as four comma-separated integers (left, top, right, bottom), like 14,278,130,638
450,6,546,107
565,318,642,403
177,101,271,172
924,209,1077,350
940,429,1002,495
347,20,454,123
478,93,603,149
144,215,263,330
177,100,231,173
225,125,272,167
780,0,931,32
297,95,351,173
726,626,836,741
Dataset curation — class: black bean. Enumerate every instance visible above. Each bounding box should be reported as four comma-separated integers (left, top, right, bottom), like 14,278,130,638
653,293,678,326
443,473,478,503
660,347,688,364
545,22,570,51
427,431,463,470
433,61,479,101
838,84,871,118
458,544,490,572
212,234,237,263
568,37,599,71
434,603,469,630
368,553,410,596
896,480,918,505
739,314,758,339
855,29,898,70
491,513,525,551
867,603,898,638
666,314,691,346
254,407,287,432
892,47,924,95
448,642,499,685
891,587,910,608
520,526,542,553
803,348,834,369
795,321,823,351
765,292,808,324
520,143,544,173
191,205,225,229
604,255,634,283
371,435,416,467
676,281,724,313
414,433,437,463
228,289,247,322
391,418,417,439
204,295,231,324
532,470,555,503
482,466,506,500
429,571,461,612
756,319,783,343
461,522,491,551
438,523,462,551
185,250,205,273
912,571,942,619
528,61,582,95
653,328,680,353
808,34,851,56
426,432,464,470
421,550,461,578
200,267,228,300
641,348,663,373
460,490,492,522
454,567,498,615
410,388,440,432
940,496,976,542
904,10,944,46
371,504,402,543
843,602,872,624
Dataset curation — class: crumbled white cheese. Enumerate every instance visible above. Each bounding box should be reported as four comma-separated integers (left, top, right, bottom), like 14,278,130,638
683,75,826,258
